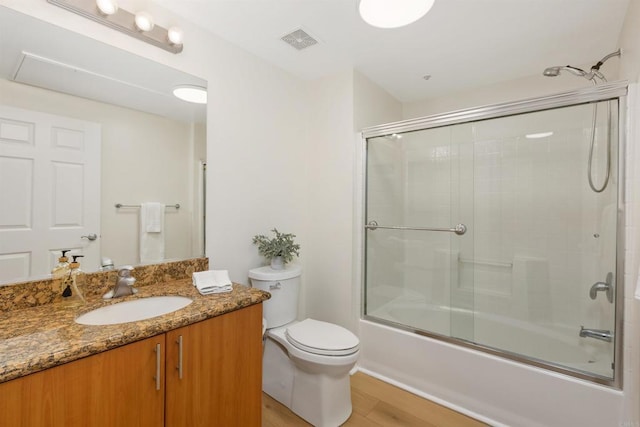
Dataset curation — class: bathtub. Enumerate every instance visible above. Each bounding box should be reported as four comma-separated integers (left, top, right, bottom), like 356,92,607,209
376,301,612,378
359,301,624,426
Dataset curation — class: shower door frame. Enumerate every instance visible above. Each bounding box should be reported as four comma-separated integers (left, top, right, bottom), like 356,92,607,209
359,81,628,388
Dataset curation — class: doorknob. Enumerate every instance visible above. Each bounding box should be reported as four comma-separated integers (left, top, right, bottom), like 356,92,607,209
81,233,98,241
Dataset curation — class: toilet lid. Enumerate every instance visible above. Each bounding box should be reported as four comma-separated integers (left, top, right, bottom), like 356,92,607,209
285,319,359,356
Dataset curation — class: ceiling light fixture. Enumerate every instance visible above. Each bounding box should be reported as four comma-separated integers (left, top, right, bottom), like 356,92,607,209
359,0,435,29
173,85,208,104
47,0,183,54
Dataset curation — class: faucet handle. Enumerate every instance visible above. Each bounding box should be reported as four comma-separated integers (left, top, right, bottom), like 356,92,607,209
117,265,134,277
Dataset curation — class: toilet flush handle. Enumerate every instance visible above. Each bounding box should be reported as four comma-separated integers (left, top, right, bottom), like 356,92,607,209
270,282,281,290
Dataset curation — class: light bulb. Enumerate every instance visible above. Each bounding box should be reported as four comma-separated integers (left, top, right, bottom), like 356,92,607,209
96,0,118,16
134,11,154,32
173,85,207,104
167,27,184,45
359,0,435,29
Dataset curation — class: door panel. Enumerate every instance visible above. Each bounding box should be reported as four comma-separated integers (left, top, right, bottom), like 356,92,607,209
0,105,100,283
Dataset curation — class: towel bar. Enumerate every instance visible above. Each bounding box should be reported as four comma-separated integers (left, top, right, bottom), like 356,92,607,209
115,203,180,209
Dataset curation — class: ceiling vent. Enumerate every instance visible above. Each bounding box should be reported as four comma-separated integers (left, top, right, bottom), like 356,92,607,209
281,28,318,50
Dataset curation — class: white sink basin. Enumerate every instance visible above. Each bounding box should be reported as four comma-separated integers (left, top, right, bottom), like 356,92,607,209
75,296,193,326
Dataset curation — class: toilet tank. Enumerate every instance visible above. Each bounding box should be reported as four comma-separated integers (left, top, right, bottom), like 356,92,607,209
249,264,302,329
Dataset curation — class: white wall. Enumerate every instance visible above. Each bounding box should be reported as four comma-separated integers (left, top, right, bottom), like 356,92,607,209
302,71,355,330
354,71,403,130
617,0,640,423
204,49,307,284
620,0,640,83
0,78,198,268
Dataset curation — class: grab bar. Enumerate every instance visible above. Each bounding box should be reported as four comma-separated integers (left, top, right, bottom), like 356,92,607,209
365,221,467,236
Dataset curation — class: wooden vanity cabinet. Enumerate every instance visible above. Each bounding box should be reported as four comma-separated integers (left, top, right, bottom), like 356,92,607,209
0,334,165,427
165,303,263,426
0,303,263,427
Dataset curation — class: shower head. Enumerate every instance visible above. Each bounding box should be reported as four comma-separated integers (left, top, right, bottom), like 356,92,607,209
543,50,620,82
542,65,587,78
543,66,561,77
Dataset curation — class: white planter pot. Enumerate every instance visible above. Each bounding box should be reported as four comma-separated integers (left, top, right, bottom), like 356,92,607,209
270,256,284,270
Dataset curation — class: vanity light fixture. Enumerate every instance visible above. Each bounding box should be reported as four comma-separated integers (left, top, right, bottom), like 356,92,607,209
359,0,435,29
46,0,183,54
173,85,208,104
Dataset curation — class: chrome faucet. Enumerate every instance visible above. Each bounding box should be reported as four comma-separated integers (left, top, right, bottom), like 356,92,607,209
589,272,614,303
579,326,613,342
103,266,138,299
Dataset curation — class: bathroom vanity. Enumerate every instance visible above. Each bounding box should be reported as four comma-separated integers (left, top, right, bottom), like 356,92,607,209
0,304,262,426
0,261,268,427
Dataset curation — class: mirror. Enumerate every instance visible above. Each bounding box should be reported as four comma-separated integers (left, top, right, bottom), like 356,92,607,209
0,6,207,284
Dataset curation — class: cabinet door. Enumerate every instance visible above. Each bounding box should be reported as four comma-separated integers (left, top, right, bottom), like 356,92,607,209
165,303,263,427
0,335,165,427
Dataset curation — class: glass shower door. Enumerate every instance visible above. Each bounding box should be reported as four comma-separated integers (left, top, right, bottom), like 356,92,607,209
364,124,474,341
363,97,620,383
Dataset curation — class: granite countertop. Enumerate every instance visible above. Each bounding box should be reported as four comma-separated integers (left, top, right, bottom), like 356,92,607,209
0,279,269,383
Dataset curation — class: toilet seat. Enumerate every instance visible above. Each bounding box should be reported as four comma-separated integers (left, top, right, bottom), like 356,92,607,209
285,319,359,356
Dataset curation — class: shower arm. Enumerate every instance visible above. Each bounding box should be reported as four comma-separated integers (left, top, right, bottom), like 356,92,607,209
591,49,621,72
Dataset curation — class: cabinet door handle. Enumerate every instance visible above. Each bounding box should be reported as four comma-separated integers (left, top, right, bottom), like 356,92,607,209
154,343,161,391
176,335,183,380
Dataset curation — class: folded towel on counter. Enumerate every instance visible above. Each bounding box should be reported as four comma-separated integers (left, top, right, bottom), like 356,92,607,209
193,270,233,295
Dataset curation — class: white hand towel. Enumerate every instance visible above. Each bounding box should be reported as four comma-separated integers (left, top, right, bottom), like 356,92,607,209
193,270,233,295
141,202,164,233
140,203,165,263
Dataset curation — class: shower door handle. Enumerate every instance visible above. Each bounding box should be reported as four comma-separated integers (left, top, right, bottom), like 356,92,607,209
365,221,467,236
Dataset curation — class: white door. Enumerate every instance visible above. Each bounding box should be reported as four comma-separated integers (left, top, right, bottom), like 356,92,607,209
0,105,100,283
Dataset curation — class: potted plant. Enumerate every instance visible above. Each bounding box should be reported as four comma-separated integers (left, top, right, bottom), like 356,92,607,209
252,228,300,270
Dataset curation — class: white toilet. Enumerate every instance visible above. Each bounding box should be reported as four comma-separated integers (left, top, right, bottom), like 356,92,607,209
249,264,359,427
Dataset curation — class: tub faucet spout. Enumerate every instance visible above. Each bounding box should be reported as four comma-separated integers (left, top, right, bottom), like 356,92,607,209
579,326,613,342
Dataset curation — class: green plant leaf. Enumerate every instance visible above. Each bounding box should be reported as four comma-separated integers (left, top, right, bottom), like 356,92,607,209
252,228,300,264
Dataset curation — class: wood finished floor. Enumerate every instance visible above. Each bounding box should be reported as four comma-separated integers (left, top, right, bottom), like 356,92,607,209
262,372,488,427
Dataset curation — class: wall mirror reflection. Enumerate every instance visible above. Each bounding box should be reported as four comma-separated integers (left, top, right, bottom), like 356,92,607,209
0,6,207,285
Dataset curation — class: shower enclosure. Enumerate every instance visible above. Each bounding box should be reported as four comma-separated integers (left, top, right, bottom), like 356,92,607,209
362,82,626,386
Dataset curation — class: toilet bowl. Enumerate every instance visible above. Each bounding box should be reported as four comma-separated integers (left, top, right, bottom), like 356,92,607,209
249,265,360,427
